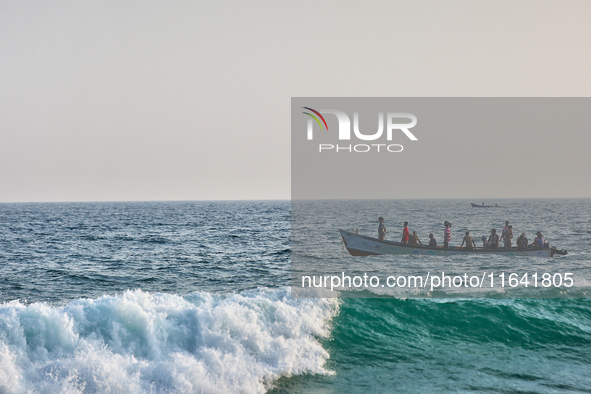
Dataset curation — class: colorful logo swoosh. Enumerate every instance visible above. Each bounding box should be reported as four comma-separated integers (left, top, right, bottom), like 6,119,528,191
302,107,329,131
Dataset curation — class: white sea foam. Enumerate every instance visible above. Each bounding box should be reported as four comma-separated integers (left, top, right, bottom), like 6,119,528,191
0,288,340,393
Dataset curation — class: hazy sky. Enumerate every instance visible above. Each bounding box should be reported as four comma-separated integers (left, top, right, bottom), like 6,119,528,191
292,98,591,199
1,1,591,202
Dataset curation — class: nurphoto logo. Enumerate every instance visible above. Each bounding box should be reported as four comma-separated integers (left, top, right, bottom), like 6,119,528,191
302,107,418,153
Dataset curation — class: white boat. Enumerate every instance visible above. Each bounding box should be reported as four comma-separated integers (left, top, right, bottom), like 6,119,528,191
339,229,567,257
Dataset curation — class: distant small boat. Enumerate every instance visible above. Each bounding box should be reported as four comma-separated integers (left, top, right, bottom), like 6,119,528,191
340,229,567,257
471,203,500,208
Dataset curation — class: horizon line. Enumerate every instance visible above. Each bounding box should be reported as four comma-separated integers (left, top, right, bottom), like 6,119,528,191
1,196,591,204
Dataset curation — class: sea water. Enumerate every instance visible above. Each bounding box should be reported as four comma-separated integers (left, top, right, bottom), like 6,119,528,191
0,200,590,393
292,199,591,298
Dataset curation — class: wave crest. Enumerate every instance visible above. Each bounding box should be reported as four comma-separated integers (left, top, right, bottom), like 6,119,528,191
0,288,340,393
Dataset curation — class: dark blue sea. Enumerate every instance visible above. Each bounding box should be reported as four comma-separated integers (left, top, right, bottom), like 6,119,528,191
0,200,590,393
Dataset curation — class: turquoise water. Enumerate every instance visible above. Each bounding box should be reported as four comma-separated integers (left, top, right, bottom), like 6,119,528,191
1,200,590,393
272,297,591,393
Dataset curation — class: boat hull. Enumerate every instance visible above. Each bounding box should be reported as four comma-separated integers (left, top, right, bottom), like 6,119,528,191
339,229,552,257
471,203,499,208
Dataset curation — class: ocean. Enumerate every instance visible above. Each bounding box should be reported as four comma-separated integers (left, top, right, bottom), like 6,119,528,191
0,200,590,393
291,199,591,298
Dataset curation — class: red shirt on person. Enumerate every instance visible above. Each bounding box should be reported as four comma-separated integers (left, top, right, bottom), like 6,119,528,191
402,226,410,244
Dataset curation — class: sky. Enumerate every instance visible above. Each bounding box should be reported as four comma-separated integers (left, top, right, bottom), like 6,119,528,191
291,97,591,199
1,1,591,202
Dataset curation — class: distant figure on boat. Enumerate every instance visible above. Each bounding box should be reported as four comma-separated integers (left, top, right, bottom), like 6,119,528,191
487,229,500,249
443,221,452,248
495,204,498,207
529,232,545,249
517,233,528,249
409,231,423,246
378,217,386,241
401,221,410,244
460,231,476,250
481,235,487,248
428,233,437,247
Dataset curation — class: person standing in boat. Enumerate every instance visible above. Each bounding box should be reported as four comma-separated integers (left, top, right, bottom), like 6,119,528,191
501,225,513,250
487,229,500,249
378,217,386,241
401,221,410,244
501,221,509,234
460,231,476,250
517,233,528,249
500,221,513,249
443,221,451,248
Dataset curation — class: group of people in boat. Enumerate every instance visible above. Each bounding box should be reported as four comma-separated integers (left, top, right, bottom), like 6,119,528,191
377,217,547,250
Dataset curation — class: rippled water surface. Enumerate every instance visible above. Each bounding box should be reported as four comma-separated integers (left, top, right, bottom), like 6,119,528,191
0,201,290,303
0,200,589,393
292,199,591,297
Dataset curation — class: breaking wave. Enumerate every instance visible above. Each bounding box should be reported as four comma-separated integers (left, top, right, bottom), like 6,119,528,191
0,288,339,393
